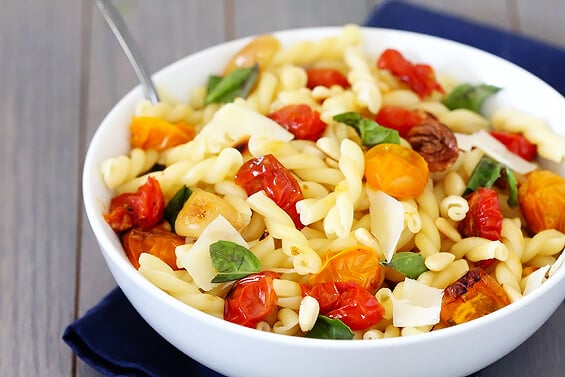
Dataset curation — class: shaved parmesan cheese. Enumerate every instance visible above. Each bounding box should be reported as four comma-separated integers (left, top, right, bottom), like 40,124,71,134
176,215,248,291
367,188,404,262
548,249,565,278
392,278,444,327
522,265,550,295
165,103,294,164
455,130,538,174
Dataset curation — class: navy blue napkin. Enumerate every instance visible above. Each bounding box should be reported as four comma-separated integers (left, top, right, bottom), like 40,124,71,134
63,2,565,377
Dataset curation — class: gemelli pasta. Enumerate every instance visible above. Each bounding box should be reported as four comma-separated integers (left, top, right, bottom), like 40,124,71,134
101,25,565,340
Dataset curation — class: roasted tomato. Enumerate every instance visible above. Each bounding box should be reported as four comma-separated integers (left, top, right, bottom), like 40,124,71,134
490,131,537,161
377,48,443,98
364,143,429,200
104,177,165,232
310,246,384,291
222,34,281,75
268,104,327,141
306,67,350,89
518,170,565,233
440,268,510,326
224,271,280,328
405,114,459,172
235,154,304,229
302,282,384,331
130,117,195,152
375,106,424,138
121,225,185,269
459,187,503,241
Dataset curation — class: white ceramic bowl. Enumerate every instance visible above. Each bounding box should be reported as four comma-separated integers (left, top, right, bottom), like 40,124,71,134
83,27,565,377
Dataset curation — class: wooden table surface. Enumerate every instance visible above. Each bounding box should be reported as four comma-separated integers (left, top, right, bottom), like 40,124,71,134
1,1,563,376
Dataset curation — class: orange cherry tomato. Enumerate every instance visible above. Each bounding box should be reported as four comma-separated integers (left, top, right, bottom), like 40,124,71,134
518,169,565,233
306,67,350,89
309,246,384,291
121,225,185,269
268,104,327,141
302,282,384,331
104,177,165,232
364,143,429,200
224,271,280,328
440,268,510,326
223,35,281,75
130,117,195,152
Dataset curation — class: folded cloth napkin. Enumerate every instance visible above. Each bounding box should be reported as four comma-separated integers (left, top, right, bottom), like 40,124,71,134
63,2,565,377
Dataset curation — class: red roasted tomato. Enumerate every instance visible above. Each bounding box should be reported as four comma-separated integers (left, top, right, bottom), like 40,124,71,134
235,154,304,229
458,187,503,241
490,131,537,161
377,48,443,99
104,176,165,232
268,104,327,141
121,225,185,269
375,106,425,138
302,282,384,331
306,67,350,89
224,271,280,328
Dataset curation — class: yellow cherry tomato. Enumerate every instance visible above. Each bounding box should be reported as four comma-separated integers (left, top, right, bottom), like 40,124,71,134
309,245,384,291
223,35,281,75
518,169,565,233
130,117,195,152
364,143,429,200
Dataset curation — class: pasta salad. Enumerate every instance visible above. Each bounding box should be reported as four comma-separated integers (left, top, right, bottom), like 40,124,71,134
100,25,565,340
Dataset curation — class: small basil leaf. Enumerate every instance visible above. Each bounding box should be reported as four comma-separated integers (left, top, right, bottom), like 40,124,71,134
206,75,222,94
306,316,354,340
209,240,261,283
464,155,502,196
382,251,428,279
163,186,192,232
205,64,259,104
502,167,519,208
333,112,400,146
442,83,501,113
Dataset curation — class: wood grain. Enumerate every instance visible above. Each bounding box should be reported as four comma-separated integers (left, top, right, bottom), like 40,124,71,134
0,1,562,377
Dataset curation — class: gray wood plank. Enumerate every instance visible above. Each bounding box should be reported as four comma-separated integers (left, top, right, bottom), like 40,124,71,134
515,0,565,48
232,0,371,37
0,0,82,376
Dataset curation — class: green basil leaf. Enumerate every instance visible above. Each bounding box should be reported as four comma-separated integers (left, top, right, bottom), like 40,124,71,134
502,167,519,208
442,83,501,113
333,112,400,146
163,186,192,232
382,251,428,279
206,75,222,94
306,316,354,340
209,240,261,283
464,155,503,196
205,64,259,104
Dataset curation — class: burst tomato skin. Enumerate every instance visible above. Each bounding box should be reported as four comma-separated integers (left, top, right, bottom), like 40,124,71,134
459,187,503,241
377,49,443,98
440,267,510,326
121,225,185,269
235,154,304,228
375,106,424,138
268,104,327,141
310,246,384,291
302,282,384,331
364,143,429,200
306,67,350,89
518,170,565,233
224,271,280,328
490,131,537,161
104,177,165,232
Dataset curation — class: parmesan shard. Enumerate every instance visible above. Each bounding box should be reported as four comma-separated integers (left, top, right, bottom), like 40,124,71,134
392,278,444,327
176,215,249,291
367,188,404,262
522,265,551,295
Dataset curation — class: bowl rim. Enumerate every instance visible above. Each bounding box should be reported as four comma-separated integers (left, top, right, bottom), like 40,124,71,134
83,25,565,350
